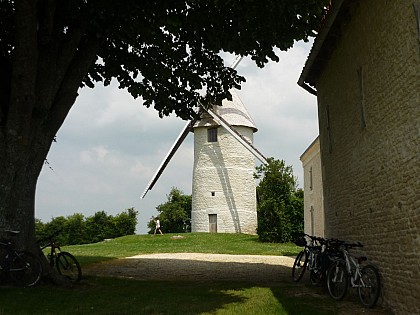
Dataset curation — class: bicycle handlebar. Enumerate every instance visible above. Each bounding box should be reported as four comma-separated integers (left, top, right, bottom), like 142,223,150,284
295,234,364,250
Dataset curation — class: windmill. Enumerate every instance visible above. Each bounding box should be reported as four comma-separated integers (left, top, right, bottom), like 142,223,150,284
141,58,267,234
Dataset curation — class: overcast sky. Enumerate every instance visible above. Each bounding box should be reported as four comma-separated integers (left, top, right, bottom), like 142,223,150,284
35,40,318,234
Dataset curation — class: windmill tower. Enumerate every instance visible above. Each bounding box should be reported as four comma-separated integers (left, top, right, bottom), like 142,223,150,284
142,60,267,234
191,91,260,233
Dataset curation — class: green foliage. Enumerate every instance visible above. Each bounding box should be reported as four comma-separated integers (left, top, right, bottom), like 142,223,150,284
148,188,191,234
36,208,138,245
254,158,304,243
0,0,329,246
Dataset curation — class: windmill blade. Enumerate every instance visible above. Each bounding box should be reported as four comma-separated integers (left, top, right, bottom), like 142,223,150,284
231,56,243,70
142,56,244,199
206,108,268,165
141,119,195,198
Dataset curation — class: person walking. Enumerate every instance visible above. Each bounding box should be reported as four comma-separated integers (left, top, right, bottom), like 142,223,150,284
154,219,163,235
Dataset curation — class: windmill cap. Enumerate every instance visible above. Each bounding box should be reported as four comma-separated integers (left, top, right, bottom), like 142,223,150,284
194,89,258,132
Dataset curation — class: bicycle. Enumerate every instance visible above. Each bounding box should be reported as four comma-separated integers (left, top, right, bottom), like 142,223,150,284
0,229,42,286
326,241,381,308
38,230,82,282
292,233,323,283
309,237,344,286
292,234,343,285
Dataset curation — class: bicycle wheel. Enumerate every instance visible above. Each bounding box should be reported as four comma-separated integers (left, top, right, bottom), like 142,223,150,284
8,251,42,287
56,252,82,282
327,261,348,300
292,250,308,282
358,265,381,308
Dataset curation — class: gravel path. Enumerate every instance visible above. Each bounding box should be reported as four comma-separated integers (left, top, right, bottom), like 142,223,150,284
83,253,392,314
84,253,295,283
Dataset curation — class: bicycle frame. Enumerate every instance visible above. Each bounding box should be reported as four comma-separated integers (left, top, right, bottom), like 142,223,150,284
40,239,60,267
0,239,24,272
340,247,367,288
307,243,322,271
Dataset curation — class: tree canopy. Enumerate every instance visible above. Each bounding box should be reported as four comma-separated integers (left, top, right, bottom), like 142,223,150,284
0,0,327,252
254,158,304,242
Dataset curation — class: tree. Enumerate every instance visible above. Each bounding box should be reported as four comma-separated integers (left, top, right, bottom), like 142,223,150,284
254,158,304,242
112,207,138,237
147,187,191,234
0,1,327,253
35,208,138,245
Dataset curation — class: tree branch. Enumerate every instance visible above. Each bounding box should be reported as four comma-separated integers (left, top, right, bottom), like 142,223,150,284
47,33,104,135
35,1,90,114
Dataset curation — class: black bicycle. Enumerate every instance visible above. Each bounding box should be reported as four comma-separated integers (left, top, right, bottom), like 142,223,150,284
38,230,82,282
292,234,343,285
292,233,319,282
0,229,42,286
308,237,344,286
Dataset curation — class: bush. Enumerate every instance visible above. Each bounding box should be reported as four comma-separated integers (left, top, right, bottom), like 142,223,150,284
147,188,191,234
36,208,138,245
254,158,304,243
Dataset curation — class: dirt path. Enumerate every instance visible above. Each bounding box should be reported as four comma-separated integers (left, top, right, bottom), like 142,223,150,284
84,253,295,283
83,253,393,314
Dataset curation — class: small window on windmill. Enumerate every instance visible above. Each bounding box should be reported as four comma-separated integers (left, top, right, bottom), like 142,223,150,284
211,191,215,197
207,127,218,142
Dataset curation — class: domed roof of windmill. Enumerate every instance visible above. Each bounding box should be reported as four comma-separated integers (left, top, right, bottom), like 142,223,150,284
193,89,258,132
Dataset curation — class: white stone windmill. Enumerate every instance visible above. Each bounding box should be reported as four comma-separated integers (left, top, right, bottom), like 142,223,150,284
142,59,267,234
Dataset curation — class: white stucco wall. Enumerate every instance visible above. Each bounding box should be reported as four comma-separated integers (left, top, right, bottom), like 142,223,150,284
300,137,324,237
191,126,257,234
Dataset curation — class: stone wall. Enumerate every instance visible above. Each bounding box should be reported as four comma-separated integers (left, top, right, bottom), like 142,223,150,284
300,137,324,237
315,1,420,313
192,126,257,234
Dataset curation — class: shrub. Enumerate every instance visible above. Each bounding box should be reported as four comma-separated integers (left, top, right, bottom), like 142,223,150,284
36,208,138,245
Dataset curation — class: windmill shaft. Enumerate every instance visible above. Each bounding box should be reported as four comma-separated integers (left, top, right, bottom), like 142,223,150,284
206,109,268,165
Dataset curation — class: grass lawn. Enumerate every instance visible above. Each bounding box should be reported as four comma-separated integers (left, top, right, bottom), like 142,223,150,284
0,233,388,314
68,233,301,266
0,277,336,315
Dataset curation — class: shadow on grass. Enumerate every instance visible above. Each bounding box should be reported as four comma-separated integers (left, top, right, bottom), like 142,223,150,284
81,256,294,283
0,277,248,315
75,255,116,266
0,255,392,315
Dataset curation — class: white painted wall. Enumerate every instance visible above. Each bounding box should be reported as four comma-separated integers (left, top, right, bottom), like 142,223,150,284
191,126,257,234
300,137,324,237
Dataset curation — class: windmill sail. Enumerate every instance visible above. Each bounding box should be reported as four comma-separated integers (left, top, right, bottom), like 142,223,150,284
141,119,196,198
141,55,269,199
206,108,268,165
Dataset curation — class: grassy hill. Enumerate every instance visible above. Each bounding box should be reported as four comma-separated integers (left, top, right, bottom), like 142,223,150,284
67,233,301,266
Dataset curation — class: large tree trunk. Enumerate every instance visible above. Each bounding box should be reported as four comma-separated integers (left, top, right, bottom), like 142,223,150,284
0,122,56,280
0,129,52,248
0,1,103,278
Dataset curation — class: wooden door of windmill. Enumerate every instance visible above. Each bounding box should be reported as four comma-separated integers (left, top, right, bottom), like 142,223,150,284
209,214,217,233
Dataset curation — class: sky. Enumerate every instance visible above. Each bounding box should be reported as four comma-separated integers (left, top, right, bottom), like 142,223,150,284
35,40,319,234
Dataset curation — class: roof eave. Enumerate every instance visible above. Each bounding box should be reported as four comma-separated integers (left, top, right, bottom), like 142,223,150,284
297,0,345,93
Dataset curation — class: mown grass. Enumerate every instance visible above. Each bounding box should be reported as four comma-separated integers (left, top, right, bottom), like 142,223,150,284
67,233,300,266
0,277,337,315
0,233,381,315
